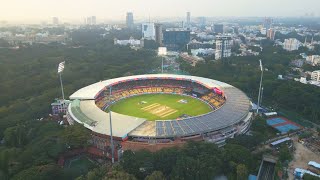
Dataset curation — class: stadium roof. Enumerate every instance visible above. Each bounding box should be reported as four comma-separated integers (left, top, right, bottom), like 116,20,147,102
70,74,233,100
68,100,146,138
68,74,251,138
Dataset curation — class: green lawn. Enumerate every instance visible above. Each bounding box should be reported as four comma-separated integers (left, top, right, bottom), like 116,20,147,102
110,94,212,120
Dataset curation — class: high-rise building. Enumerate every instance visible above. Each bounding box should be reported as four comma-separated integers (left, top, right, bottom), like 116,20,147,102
267,29,276,40
163,29,190,50
91,16,96,25
260,28,267,35
86,17,92,25
214,24,224,34
283,38,301,51
306,55,320,66
126,12,134,29
52,17,59,25
142,23,156,40
198,17,206,28
186,12,191,29
263,17,273,30
155,23,163,45
311,70,320,82
85,16,96,25
215,35,232,60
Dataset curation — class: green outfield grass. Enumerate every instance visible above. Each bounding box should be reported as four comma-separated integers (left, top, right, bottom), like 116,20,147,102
110,94,212,121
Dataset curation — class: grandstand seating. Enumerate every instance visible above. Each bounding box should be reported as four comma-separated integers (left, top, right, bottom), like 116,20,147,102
94,79,226,111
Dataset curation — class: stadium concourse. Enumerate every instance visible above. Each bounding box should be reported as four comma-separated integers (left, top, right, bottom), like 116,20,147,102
66,74,253,159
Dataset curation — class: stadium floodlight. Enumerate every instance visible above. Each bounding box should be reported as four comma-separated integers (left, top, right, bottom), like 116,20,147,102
257,59,263,114
158,47,167,73
108,86,115,164
57,61,65,100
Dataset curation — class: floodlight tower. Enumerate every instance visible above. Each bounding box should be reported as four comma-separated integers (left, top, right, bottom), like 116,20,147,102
57,61,65,100
256,60,263,114
158,47,167,73
108,86,115,164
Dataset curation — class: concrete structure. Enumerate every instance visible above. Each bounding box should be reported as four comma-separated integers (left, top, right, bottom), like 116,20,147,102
283,38,301,51
142,23,156,40
179,53,204,66
215,35,232,60
67,74,252,155
186,12,191,29
86,17,92,25
257,156,277,180
155,23,163,45
311,70,320,82
263,17,273,30
114,37,143,47
198,17,206,28
52,17,59,25
126,12,134,29
260,28,267,35
51,99,71,116
306,55,320,66
91,16,96,25
163,29,190,50
214,24,224,34
85,16,96,25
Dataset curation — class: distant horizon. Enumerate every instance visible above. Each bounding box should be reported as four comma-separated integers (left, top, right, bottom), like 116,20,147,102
1,0,319,24
1,15,320,25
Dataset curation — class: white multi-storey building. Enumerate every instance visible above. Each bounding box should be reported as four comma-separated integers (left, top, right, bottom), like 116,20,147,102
283,38,301,51
114,37,143,47
215,35,232,60
142,23,156,40
311,70,320,82
306,55,320,66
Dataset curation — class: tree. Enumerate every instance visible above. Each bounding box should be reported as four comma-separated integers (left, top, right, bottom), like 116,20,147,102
303,174,320,180
60,124,90,149
3,124,28,147
223,144,254,174
279,146,292,163
102,170,136,180
11,164,66,180
236,164,248,180
145,171,166,180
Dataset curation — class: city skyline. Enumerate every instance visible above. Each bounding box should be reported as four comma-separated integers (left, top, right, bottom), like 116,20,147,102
1,0,320,24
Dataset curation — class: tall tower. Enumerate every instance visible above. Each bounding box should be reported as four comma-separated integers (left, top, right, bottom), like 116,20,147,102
52,17,59,25
214,24,224,34
142,23,156,40
91,16,96,25
126,12,134,29
215,35,232,60
155,23,163,45
186,12,191,29
263,17,273,30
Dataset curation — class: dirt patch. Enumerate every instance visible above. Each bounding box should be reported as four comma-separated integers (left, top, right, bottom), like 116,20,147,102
288,138,320,179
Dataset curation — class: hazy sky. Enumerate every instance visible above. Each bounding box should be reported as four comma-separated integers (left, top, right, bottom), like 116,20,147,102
0,0,319,23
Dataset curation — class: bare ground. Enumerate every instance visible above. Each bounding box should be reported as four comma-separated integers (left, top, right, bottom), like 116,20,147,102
288,137,320,179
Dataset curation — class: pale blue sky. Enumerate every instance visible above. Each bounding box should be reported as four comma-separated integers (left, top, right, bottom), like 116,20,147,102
0,0,319,23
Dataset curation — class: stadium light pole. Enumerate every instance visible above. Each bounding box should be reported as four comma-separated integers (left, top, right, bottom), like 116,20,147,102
158,47,167,74
59,73,65,100
260,87,264,108
108,86,115,164
256,60,263,114
57,61,65,100
161,57,164,73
